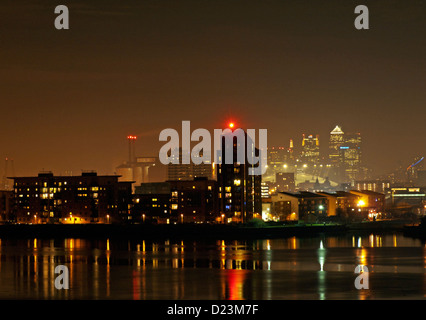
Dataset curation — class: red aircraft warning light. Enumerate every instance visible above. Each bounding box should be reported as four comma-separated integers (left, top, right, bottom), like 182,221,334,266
229,122,235,129
127,135,137,140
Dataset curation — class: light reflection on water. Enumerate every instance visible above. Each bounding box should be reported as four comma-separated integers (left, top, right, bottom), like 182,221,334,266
0,233,425,299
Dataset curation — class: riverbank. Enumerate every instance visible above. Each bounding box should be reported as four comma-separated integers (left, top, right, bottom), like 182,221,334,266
347,219,413,232
0,223,349,240
0,219,417,240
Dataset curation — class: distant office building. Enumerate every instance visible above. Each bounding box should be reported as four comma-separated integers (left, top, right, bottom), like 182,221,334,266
328,126,364,183
385,187,425,216
275,172,295,192
268,146,287,164
267,142,294,172
167,148,214,181
355,180,390,193
11,171,132,224
329,126,345,165
340,133,362,182
217,127,262,223
301,134,320,164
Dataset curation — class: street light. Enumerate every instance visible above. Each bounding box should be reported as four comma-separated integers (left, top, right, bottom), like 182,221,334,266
357,200,365,207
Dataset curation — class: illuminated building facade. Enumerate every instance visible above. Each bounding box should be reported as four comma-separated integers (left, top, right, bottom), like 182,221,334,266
217,127,262,223
133,182,171,223
340,133,362,182
301,134,320,164
271,189,383,221
329,125,345,165
317,191,360,217
271,191,327,222
133,178,218,223
355,180,391,193
12,171,132,224
349,189,384,218
328,126,363,183
266,142,294,176
169,178,218,223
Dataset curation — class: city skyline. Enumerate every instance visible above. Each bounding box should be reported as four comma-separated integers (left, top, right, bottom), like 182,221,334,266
1,0,425,179
1,1,426,305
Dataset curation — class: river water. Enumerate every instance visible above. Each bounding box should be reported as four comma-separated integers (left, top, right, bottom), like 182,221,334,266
0,232,425,300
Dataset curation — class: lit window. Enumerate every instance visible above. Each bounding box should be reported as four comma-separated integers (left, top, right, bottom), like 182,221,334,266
171,204,178,210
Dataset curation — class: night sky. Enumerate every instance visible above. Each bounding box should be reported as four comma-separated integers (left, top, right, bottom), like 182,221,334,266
0,0,425,178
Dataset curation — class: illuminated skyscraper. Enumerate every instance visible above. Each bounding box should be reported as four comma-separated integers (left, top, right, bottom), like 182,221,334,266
329,125,345,164
301,134,320,163
339,132,362,182
217,125,262,223
328,126,364,183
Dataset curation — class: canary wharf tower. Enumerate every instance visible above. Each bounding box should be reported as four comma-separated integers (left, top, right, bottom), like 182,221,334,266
329,125,345,165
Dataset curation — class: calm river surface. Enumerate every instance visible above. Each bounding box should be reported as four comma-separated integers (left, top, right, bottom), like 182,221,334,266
0,232,425,300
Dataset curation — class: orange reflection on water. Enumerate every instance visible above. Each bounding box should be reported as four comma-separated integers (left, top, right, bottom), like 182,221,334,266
226,270,248,300
357,247,368,266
